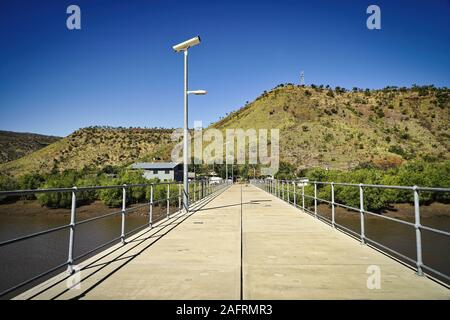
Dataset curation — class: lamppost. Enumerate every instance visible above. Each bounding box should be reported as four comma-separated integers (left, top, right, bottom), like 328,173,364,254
225,141,229,183
225,163,228,182
172,36,207,211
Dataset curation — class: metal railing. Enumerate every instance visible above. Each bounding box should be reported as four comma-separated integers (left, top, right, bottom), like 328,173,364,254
251,178,450,286
0,179,230,298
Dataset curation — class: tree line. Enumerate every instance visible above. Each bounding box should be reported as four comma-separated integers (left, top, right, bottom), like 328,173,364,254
0,160,448,211
0,168,180,209
275,160,449,211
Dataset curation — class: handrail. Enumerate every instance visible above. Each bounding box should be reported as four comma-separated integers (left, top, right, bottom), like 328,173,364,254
0,179,231,298
0,180,187,196
251,178,450,285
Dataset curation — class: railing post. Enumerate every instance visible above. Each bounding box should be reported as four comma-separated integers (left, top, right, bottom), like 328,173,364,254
277,179,279,198
193,181,196,202
413,186,423,276
121,184,126,244
302,183,305,210
275,180,278,197
359,184,365,244
278,179,280,198
314,182,317,218
280,180,282,198
331,182,335,228
282,181,285,200
167,184,170,218
178,183,182,212
67,186,77,274
202,180,204,199
293,181,296,207
149,184,153,227
287,181,290,203
273,179,278,198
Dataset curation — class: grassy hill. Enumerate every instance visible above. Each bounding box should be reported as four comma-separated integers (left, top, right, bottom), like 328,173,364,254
0,131,61,164
212,84,449,170
0,85,448,178
0,127,175,177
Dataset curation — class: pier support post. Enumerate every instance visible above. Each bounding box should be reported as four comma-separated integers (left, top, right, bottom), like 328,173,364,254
149,185,153,227
331,182,335,228
314,182,317,218
167,184,170,218
276,180,278,197
178,183,181,212
287,181,290,203
193,181,196,202
413,186,423,276
302,183,305,210
67,186,77,274
293,181,296,207
359,184,365,244
121,185,126,244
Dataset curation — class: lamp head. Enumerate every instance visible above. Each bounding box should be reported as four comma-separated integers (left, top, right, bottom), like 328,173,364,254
187,90,207,95
172,36,201,52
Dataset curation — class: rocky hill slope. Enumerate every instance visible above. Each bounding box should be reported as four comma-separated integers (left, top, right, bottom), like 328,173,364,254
0,130,61,164
212,84,449,169
1,85,448,177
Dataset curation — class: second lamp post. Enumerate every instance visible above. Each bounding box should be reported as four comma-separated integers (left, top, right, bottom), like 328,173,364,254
172,36,207,211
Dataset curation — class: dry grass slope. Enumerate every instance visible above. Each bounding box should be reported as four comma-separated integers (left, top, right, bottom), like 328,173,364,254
212,85,449,169
0,131,61,164
0,127,176,177
1,85,448,177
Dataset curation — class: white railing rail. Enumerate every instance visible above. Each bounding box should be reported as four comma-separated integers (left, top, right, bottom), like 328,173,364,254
0,179,231,298
251,178,450,286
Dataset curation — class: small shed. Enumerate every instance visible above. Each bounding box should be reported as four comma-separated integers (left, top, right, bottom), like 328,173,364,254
130,162,183,182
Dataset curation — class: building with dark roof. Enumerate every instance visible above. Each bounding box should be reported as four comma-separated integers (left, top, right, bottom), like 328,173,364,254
130,162,183,181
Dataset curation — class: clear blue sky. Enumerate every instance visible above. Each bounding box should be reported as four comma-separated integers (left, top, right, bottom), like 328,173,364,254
0,0,449,136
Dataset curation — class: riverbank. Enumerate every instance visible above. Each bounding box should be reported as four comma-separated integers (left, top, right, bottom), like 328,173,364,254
0,200,172,220
0,199,448,219
313,202,450,221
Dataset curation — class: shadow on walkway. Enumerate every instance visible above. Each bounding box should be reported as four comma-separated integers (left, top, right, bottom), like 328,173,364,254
25,187,229,300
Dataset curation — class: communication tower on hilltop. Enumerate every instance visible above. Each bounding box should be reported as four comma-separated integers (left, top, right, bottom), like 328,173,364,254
300,71,304,86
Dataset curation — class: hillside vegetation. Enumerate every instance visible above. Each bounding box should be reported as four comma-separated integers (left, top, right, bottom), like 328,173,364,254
0,130,60,164
0,86,449,211
0,85,448,180
213,84,449,170
0,127,175,177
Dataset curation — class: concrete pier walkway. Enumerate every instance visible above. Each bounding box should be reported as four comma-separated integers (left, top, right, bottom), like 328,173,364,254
15,184,449,300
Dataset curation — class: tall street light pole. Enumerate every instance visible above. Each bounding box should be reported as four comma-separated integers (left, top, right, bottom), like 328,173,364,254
183,49,189,211
225,141,232,183
225,163,228,181
173,36,206,212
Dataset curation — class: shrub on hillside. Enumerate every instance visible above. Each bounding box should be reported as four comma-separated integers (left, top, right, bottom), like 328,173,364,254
99,178,123,207
36,171,99,208
388,145,407,158
98,170,148,207
0,174,18,202
36,171,78,208
301,161,450,210
16,173,45,200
